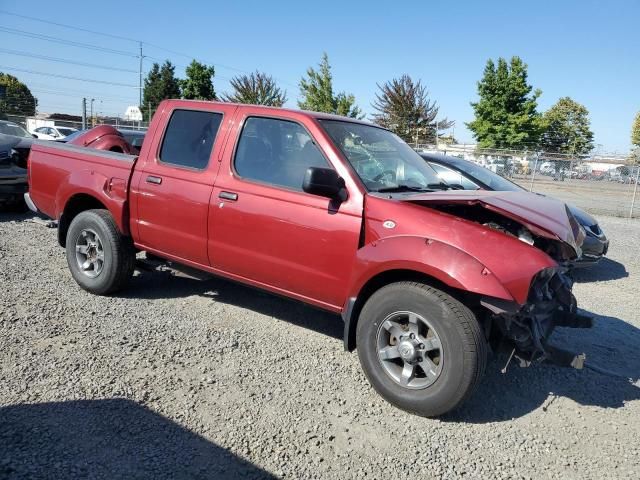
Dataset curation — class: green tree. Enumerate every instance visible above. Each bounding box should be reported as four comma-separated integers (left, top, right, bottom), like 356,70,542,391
632,111,640,148
141,61,181,120
0,72,37,116
371,74,453,144
631,111,640,163
221,71,287,106
466,57,543,149
298,53,362,118
541,97,594,155
181,60,216,100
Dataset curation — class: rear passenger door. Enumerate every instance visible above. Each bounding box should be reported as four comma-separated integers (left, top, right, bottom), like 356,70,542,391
132,105,235,265
208,114,362,309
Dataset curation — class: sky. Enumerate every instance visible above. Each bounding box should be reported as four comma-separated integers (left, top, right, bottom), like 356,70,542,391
1,0,638,152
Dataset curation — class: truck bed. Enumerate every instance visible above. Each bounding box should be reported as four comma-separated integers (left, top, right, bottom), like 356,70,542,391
28,141,137,234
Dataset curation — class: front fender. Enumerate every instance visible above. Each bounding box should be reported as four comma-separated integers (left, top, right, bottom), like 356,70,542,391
55,169,129,234
347,235,514,302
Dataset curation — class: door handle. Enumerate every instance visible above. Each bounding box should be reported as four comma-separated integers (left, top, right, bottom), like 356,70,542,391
219,191,238,201
146,175,162,185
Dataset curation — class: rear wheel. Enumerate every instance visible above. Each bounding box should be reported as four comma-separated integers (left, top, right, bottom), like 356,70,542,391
356,281,487,417
65,209,135,295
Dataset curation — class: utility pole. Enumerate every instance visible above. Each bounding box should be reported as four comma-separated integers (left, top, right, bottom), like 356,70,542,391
81,98,87,130
529,151,539,191
434,118,438,149
630,165,640,218
90,98,95,127
139,42,144,107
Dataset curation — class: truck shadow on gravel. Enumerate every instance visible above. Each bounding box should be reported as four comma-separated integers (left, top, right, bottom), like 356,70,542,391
121,264,638,423
0,399,276,480
120,264,344,341
445,311,640,423
572,258,628,283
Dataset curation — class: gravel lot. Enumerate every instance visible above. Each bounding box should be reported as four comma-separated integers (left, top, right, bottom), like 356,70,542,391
1,212,639,479
512,175,640,219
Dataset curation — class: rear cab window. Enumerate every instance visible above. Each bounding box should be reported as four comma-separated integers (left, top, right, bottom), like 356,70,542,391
159,109,223,170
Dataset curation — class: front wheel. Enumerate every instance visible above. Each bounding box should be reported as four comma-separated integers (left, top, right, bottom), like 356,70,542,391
65,209,135,295
356,282,487,417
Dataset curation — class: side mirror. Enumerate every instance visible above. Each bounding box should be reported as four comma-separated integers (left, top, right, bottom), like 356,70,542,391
32,134,38,138
303,167,347,201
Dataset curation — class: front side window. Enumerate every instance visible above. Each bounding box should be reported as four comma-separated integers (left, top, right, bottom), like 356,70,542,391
234,116,330,191
319,120,442,192
159,109,223,169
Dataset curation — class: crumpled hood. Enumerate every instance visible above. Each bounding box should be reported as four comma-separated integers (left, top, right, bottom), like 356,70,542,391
397,190,585,255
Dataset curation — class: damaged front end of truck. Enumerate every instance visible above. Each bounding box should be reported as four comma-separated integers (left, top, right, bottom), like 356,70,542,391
427,197,593,371
481,266,592,371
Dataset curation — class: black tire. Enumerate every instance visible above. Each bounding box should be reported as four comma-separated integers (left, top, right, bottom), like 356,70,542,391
356,281,487,417
65,209,135,295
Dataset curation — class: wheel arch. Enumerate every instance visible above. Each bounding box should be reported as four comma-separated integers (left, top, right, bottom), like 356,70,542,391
58,194,108,247
343,268,486,352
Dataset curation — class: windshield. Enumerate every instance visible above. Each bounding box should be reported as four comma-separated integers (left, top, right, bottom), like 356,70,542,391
57,128,76,137
0,122,32,138
448,158,524,191
319,120,442,192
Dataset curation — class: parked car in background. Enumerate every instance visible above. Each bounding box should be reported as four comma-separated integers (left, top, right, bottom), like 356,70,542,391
0,134,29,209
421,153,609,266
0,120,35,140
118,129,146,154
31,126,78,141
26,99,593,417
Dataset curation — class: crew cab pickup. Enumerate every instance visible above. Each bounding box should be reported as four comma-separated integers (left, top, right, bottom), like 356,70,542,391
26,100,591,416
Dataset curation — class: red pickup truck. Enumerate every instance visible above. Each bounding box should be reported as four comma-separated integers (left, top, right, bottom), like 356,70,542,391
26,100,590,416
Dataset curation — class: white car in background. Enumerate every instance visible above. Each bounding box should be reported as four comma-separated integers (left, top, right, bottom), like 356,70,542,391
31,126,78,141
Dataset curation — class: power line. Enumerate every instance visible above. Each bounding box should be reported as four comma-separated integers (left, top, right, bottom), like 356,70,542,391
0,48,138,73
24,81,137,101
30,88,135,103
0,10,298,88
0,9,140,43
0,26,138,57
0,65,139,88
0,10,297,87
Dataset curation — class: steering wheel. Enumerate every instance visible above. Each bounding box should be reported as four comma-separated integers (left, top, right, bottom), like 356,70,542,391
373,170,396,182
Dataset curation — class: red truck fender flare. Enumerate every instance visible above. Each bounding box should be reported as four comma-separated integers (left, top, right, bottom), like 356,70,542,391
55,169,130,238
341,235,528,351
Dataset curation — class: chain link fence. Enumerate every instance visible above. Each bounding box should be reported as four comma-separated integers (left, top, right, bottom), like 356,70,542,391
416,144,640,219
4,114,149,133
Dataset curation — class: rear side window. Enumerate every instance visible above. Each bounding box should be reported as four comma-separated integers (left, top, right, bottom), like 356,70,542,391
159,109,223,169
234,116,329,190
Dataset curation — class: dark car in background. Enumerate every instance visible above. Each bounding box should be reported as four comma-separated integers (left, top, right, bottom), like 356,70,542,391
420,152,609,266
0,133,31,210
118,129,145,154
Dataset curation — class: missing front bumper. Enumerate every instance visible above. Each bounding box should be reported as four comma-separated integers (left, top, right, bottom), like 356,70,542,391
483,268,592,370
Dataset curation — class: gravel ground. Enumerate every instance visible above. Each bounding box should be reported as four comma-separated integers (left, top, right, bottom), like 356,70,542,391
511,175,640,219
1,212,638,479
